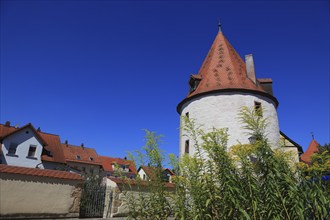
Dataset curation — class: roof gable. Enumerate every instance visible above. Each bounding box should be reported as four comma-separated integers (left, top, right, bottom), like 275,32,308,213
300,140,320,164
0,123,46,146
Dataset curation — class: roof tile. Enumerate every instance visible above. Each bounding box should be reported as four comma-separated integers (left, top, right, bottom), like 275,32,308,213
0,164,82,180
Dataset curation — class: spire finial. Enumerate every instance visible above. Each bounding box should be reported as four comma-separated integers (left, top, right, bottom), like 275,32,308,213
218,18,222,33
311,132,314,140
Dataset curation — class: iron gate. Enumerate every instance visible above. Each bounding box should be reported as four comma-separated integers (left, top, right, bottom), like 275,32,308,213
79,183,106,218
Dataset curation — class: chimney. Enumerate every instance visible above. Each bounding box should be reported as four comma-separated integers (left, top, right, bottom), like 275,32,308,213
37,127,41,132
5,121,10,127
65,140,68,145
245,54,256,84
81,143,84,149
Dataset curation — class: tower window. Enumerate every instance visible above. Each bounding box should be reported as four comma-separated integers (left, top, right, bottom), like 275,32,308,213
27,145,37,157
185,140,190,154
76,155,81,160
185,112,189,118
254,101,262,117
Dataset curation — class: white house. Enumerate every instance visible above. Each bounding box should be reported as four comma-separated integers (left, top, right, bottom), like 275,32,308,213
138,166,174,183
0,123,45,168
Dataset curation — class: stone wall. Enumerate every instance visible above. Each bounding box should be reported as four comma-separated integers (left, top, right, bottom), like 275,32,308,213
0,172,82,219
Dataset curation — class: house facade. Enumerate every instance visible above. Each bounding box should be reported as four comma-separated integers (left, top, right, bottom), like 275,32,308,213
0,123,45,168
62,142,102,175
100,156,137,178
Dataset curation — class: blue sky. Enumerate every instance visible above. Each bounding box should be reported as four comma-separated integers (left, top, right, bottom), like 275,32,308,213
1,1,329,161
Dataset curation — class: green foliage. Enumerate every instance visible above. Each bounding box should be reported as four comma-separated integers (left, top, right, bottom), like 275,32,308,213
124,130,172,220
125,107,330,219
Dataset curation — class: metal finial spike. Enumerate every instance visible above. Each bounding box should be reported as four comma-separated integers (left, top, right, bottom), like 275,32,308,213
218,18,222,33
311,132,314,140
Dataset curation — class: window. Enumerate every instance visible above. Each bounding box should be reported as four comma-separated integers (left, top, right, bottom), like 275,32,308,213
185,112,189,118
90,157,94,161
90,167,94,174
8,143,17,155
143,174,146,180
254,101,262,117
82,167,86,172
185,140,189,154
76,155,81,160
28,145,37,157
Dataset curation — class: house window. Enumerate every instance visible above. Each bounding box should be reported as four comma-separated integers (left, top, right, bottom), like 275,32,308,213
90,167,94,174
8,143,17,155
82,167,86,172
76,155,81,160
185,112,189,118
185,140,189,154
27,145,37,157
90,157,94,161
254,101,262,117
143,174,146,180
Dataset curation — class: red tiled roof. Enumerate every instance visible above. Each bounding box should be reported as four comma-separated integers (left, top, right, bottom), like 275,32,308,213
300,140,320,164
62,143,102,165
0,124,66,164
40,132,66,163
108,177,175,188
177,31,278,113
138,166,174,180
99,156,137,174
0,164,82,180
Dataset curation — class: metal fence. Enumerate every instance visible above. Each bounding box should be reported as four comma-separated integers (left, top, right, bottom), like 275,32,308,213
79,183,106,218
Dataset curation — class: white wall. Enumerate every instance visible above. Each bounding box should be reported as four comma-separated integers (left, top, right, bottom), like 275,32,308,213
180,92,280,157
138,168,147,180
1,127,44,168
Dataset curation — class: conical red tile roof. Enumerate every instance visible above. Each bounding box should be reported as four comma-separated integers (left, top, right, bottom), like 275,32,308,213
300,140,320,164
177,30,278,113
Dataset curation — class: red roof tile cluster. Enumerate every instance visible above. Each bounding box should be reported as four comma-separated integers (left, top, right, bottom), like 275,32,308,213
177,31,278,113
62,143,102,165
300,140,320,164
100,156,137,174
0,164,82,180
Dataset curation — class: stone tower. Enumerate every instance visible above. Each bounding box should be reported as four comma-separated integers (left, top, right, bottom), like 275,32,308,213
177,25,280,157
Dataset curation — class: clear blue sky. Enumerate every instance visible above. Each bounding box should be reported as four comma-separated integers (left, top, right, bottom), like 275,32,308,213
1,1,329,160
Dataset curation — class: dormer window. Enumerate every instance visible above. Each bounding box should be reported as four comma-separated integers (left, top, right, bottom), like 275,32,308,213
8,143,17,156
76,155,81,160
90,157,94,161
189,75,201,93
27,145,37,157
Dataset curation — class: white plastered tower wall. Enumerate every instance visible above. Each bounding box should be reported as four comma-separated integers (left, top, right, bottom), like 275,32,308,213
179,92,280,157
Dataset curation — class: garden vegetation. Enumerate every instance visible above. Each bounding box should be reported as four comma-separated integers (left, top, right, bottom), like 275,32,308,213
124,107,329,220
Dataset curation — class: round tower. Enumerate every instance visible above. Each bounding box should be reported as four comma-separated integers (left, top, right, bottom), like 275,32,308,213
177,26,280,157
